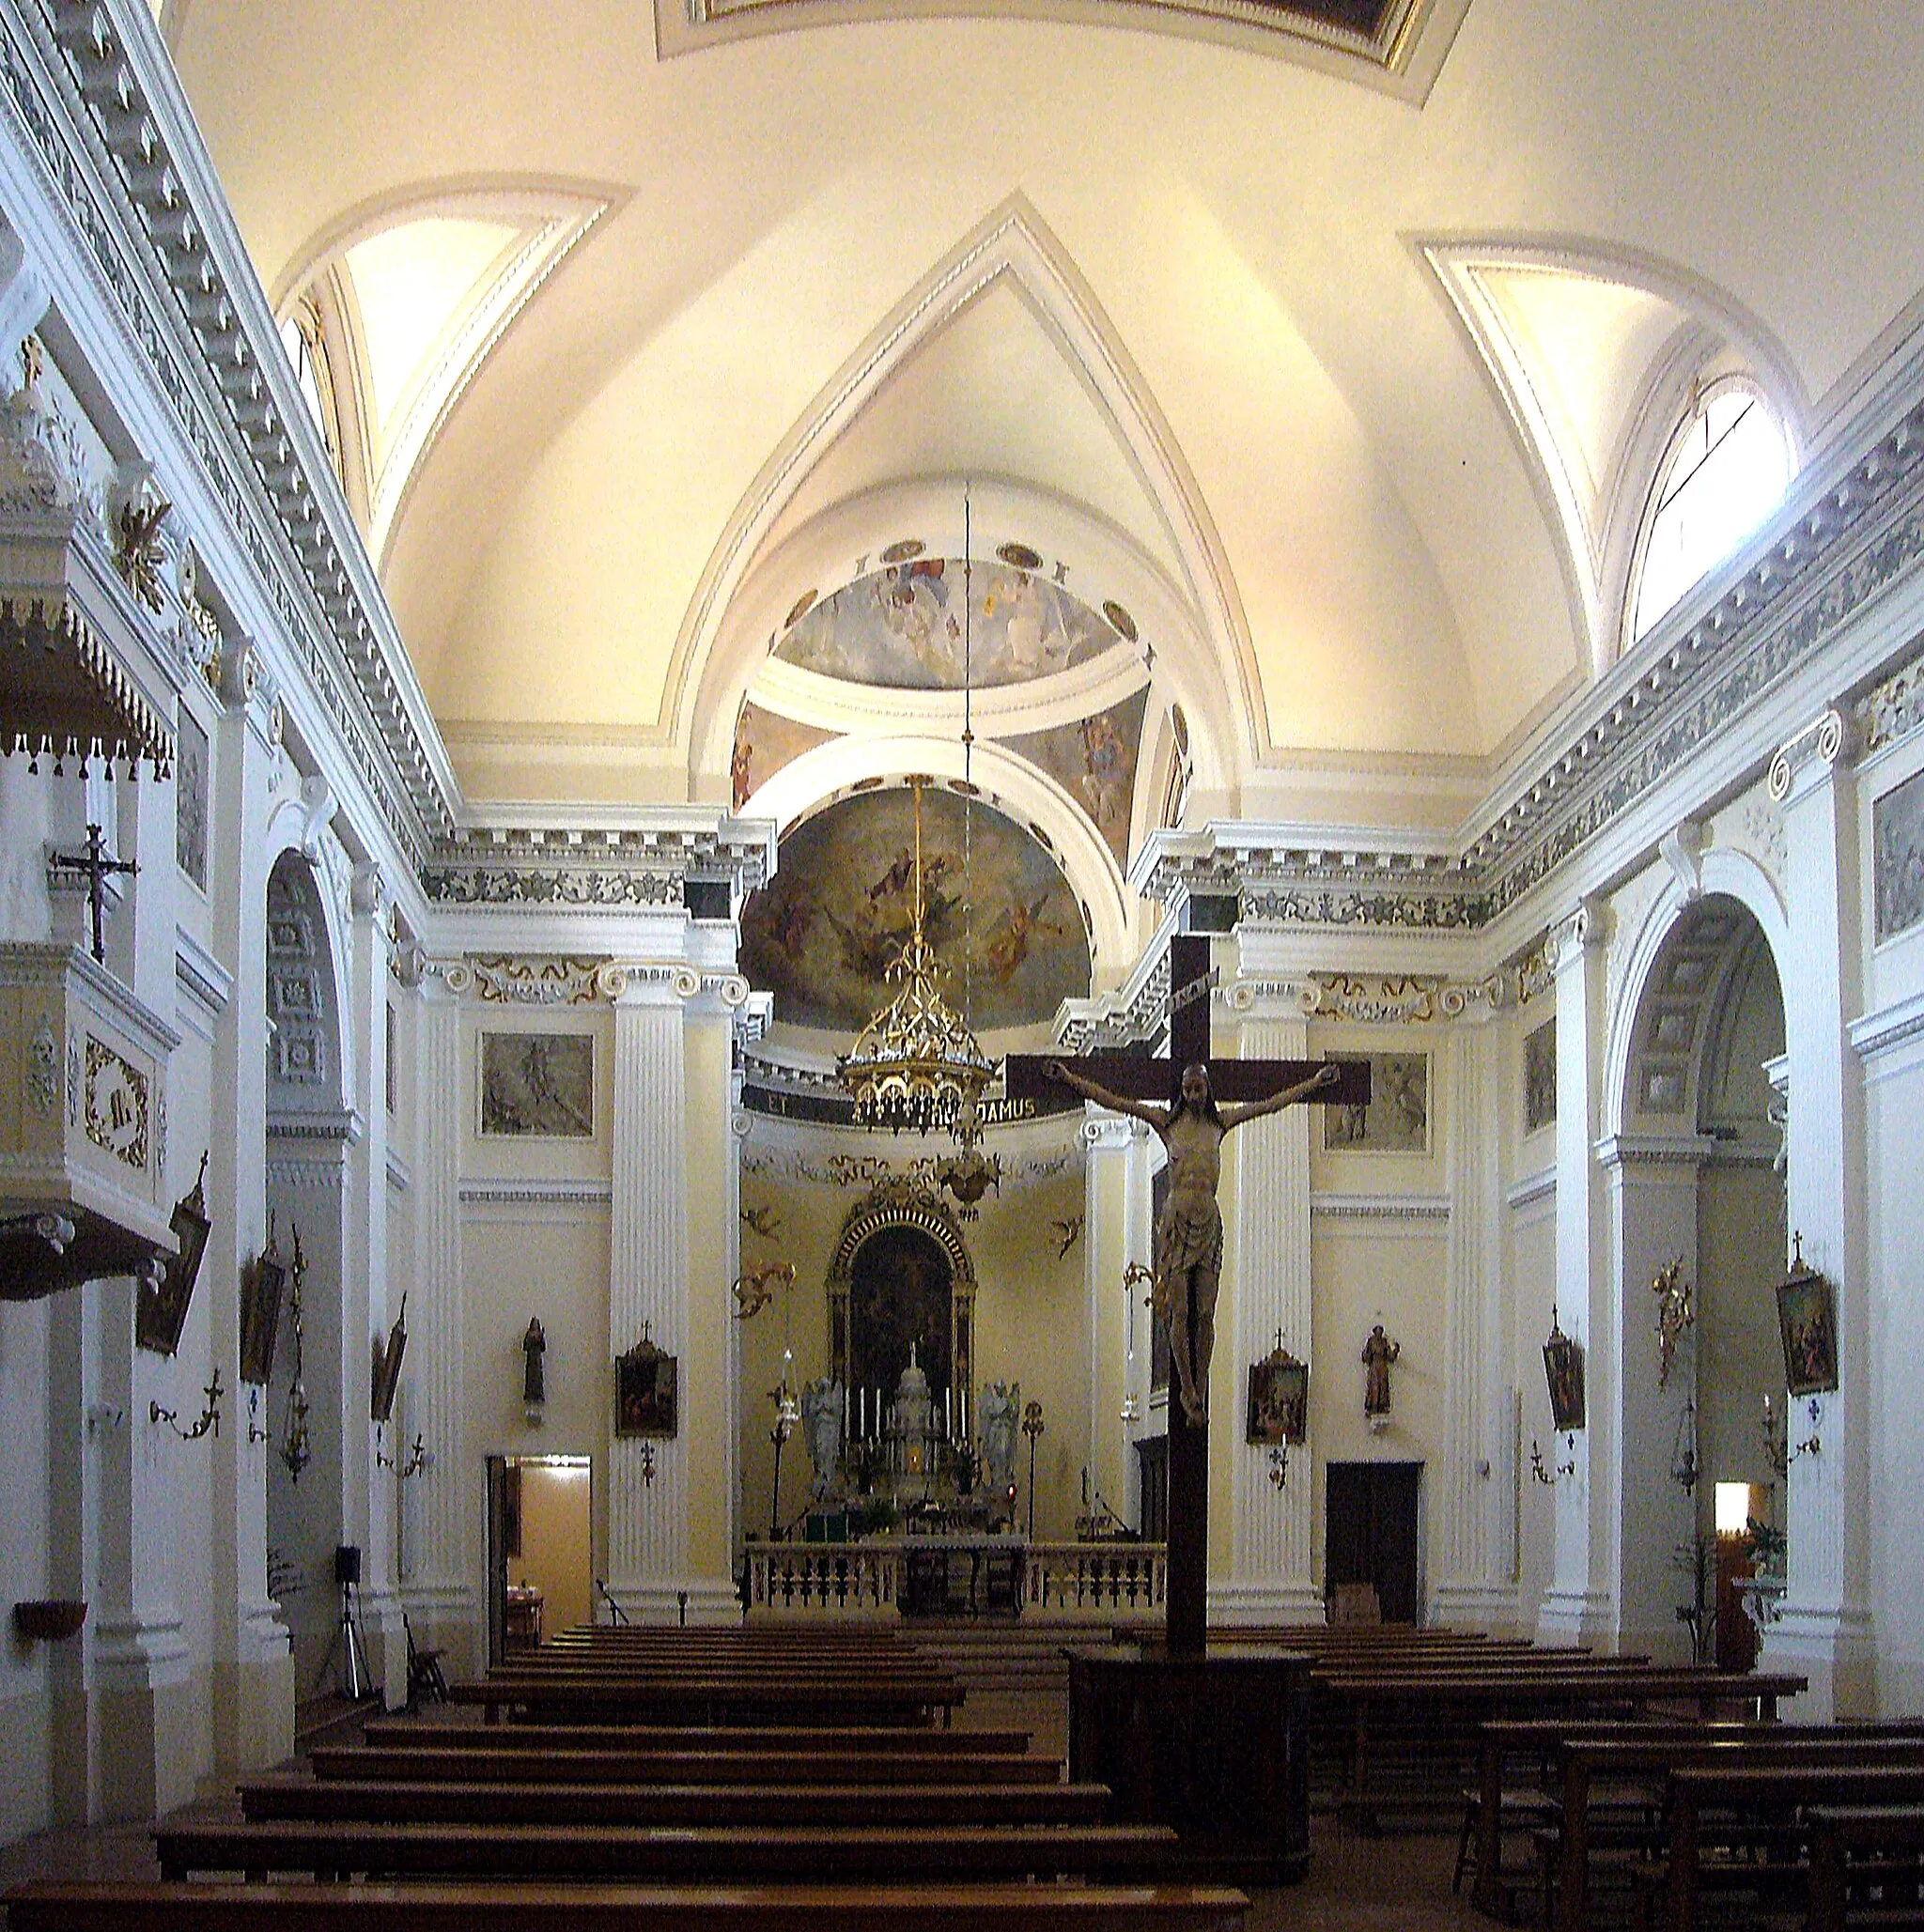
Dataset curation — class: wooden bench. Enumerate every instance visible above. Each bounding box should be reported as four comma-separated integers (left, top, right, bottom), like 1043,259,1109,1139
151,1818,1182,1884
1654,1764,1924,1932
5,1880,1252,1932
360,1720,1030,1756
240,1775,1109,1827
1315,1667,1805,1831
450,1676,964,1728
314,1746,1063,1787
1806,1805,1924,1932
1546,1733,1924,1932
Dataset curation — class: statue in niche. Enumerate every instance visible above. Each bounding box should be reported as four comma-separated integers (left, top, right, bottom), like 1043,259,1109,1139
800,1376,845,1499
980,1381,1019,1494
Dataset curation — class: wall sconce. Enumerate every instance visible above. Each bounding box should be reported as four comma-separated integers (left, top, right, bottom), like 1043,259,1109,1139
1669,1399,1699,1494
376,1425,431,1479
1530,1433,1577,1486
246,1385,268,1445
638,1442,657,1487
151,1364,224,1442
1268,1444,1290,1490
1762,1394,1821,1477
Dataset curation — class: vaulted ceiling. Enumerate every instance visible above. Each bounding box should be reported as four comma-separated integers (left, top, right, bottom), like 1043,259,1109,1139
163,0,1924,828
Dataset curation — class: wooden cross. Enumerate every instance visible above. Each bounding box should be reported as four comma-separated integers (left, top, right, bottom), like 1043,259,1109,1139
48,823,137,965
1005,934,1368,1653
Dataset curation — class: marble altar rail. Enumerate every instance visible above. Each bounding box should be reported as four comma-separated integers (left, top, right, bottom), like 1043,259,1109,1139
745,1541,1168,1617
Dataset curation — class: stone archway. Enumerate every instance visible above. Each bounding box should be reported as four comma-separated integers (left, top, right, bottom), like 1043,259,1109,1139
1604,889,1786,1661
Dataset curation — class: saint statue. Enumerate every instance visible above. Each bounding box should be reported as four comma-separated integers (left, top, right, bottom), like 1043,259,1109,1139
521,1317,547,1406
1361,1323,1400,1417
1046,1058,1339,1425
799,1376,845,1500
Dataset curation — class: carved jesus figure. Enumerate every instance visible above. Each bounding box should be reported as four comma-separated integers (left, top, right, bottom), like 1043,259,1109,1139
1045,1058,1339,1425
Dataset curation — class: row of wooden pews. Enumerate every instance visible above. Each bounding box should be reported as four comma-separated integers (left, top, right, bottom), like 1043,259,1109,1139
8,1623,1249,1931
1464,1712,1924,1932
1211,1624,1805,1833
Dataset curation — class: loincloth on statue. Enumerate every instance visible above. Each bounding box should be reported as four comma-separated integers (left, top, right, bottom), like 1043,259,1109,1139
1152,1200,1222,1319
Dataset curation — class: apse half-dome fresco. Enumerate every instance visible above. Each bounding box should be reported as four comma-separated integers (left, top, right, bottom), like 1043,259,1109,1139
739,785,1092,1033
774,558,1126,689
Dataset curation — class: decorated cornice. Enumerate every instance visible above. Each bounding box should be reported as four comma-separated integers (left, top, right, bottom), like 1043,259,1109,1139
428,953,751,1009
421,815,773,907
22,0,454,858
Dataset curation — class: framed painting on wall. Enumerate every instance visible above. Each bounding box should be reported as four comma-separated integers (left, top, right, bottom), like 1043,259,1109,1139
479,1031,595,1138
1247,1346,1309,1445
1524,1018,1557,1135
1776,1250,1839,1397
1873,765,1924,943
239,1239,287,1385
137,1156,210,1356
1323,1052,1429,1154
614,1331,678,1439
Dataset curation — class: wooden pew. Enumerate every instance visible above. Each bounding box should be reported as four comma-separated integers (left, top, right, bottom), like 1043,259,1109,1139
6,1879,1254,1932
451,1674,964,1728
1315,1665,1805,1830
240,1774,1110,1827
1658,1763,1924,1932
150,1817,1183,1883
1806,1805,1924,1932
314,1745,1063,1787
360,1719,1031,1756
1546,1733,1924,1932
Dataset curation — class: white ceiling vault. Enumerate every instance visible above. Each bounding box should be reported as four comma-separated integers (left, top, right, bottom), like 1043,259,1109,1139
163,0,1924,842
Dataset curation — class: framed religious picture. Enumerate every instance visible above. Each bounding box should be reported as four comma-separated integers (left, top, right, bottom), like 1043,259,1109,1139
239,1235,287,1385
1543,1307,1586,1432
1776,1243,1839,1397
371,1295,408,1423
614,1330,678,1439
1873,764,1924,944
1247,1345,1309,1445
1524,1018,1557,1135
137,1154,210,1356
479,1031,595,1138
1323,1052,1429,1154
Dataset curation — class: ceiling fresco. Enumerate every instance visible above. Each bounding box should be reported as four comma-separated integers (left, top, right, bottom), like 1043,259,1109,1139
731,700,835,811
1005,688,1150,871
738,785,1091,1033
772,560,1126,690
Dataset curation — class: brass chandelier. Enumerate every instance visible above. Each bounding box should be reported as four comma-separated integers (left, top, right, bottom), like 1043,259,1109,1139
837,491,994,1142
836,778,994,1139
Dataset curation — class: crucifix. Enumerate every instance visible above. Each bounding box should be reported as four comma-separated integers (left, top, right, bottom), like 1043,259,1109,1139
1006,934,1367,1653
48,823,137,965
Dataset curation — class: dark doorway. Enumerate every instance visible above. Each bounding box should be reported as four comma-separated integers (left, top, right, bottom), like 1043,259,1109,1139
1136,1435,1169,1542
1325,1461,1423,1625
849,1226,954,1404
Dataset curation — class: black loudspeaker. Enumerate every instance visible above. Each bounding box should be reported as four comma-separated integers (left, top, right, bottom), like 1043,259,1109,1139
334,1544,362,1587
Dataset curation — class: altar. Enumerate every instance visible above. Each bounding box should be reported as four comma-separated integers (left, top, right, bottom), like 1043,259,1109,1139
898,1533,1025,1617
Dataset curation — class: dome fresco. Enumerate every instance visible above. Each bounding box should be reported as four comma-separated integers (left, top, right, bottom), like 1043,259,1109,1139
738,784,1091,1032
772,560,1126,690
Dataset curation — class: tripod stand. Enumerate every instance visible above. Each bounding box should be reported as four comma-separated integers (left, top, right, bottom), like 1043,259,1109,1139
314,1544,373,1701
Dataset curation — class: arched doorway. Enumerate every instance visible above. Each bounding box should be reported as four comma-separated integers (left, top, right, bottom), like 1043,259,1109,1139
1608,889,1786,1661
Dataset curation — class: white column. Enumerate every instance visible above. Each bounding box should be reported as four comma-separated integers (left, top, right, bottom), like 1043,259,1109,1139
344,862,399,1697
606,971,697,1621
206,648,293,1774
1082,1115,1134,1530
404,978,470,1638
1434,1011,1517,1629
1537,901,1616,1646
1597,1138,1704,1661
1760,712,1875,1715
1220,983,1319,1622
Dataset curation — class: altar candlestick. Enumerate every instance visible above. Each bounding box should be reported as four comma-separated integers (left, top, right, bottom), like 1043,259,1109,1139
945,1387,952,1438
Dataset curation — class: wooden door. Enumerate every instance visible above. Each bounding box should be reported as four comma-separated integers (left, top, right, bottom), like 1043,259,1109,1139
1325,1461,1423,1624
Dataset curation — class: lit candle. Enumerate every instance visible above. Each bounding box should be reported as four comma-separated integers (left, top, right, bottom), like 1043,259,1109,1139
945,1387,953,1438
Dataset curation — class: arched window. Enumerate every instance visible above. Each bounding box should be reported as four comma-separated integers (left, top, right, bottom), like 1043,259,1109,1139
1630,380,1792,642
278,301,340,470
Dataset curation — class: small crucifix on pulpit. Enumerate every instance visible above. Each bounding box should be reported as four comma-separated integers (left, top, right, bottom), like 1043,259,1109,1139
1006,934,1367,1653
48,823,137,965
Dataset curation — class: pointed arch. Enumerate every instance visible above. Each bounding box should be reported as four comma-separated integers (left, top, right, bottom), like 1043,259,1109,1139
669,193,1265,779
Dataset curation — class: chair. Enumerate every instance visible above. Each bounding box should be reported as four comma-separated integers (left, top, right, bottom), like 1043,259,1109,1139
404,1612,449,1708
